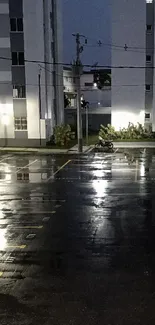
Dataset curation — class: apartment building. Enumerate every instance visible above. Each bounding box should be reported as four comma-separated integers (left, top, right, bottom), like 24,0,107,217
111,0,155,130
0,0,63,146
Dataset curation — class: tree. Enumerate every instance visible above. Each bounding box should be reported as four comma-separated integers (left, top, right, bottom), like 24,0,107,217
94,70,111,90
64,94,71,108
81,99,89,109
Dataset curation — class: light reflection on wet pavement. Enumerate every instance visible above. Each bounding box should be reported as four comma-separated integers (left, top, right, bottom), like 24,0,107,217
0,149,155,323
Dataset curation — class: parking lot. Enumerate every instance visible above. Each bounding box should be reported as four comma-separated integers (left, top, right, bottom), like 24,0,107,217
0,149,155,324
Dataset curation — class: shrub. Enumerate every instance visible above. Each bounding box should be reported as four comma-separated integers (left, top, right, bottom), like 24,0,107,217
99,124,118,140
53,124,72,146
99,123,154,140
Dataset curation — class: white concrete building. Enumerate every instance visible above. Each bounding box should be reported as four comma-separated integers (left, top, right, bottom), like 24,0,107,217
111,0,155,130
0,0,63,147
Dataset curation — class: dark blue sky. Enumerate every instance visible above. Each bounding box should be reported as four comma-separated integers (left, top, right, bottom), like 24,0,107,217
63,0,111,66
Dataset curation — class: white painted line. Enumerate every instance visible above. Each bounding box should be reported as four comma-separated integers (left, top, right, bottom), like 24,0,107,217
0,155,12,163
16,159,38,173
47,160,71,181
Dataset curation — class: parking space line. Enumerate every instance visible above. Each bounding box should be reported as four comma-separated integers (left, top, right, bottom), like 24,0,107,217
16,159,38,173
47,160,71,181
10,226,43,229
7,245,26,249
0,155,13,163
16,211,56,215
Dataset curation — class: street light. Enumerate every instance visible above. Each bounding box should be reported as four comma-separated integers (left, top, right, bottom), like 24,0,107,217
2,114,9,147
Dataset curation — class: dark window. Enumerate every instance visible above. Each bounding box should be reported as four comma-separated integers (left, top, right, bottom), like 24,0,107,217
13,85,26,98
12,52,18,65
17,18,23,32
51,41,55,58
145,113,151,119
147,24,152,32
12,52,24,65
10,18,23,32
10,18,16,31
50,12,53,29
85,82,93,87
146,55,151,62
146,84,151,91
18,52,24,65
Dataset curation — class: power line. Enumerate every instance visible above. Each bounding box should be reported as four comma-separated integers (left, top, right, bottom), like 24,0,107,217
2,54,155,69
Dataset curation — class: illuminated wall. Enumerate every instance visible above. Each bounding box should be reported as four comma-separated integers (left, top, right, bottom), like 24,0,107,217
111,0,146,130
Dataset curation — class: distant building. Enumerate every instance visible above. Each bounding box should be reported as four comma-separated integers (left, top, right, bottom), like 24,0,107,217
111,0,154,130
0,0,63,146
63,67,111,131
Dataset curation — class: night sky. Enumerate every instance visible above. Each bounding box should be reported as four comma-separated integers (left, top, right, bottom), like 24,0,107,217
63,0,111,67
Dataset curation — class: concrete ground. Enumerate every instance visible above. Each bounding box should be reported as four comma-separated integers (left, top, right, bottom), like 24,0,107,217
0,149,155,324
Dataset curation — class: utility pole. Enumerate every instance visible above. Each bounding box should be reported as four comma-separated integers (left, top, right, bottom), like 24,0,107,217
38,66,42,147
72,33,87,153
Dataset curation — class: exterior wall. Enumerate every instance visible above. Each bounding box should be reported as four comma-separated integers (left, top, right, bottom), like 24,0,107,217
0,0,63,146
43,0,55,138
152,3,155,131
65,109,111,132
146,2,154,128
0,0,14,140
81,73,94,89
63,69,76,93
23,0,46,141
83,87,111,109
111,0,146,130
52,0,64,125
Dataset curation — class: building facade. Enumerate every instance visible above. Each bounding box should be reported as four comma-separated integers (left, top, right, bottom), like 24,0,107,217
64,68,111,131
0,0,63,147
111,0,155,130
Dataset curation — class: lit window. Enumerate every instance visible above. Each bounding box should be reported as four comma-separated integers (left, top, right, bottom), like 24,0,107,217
14,117,27,130
13,85,26,98
10,18,23,32
146,55,152,62
146,84,151,91
12,52,24,65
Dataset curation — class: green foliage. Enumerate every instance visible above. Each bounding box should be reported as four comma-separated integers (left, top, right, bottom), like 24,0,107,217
53,124,72,146
99,123,154,140
64,94,70,108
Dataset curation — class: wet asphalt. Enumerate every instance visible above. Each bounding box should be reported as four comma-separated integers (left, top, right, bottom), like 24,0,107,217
0,149,155,324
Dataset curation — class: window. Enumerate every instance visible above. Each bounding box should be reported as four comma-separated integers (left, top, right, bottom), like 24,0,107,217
13,85,26,98
85,82,93,87
145,113,151,119
147,25,152,32
12,52,24,65
50,12,53,29
14,117,27,130
10,18,23,32
51,41,55,58
146,0,153,3
17,173,29,181
146,55,152,62
146,84,151,91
